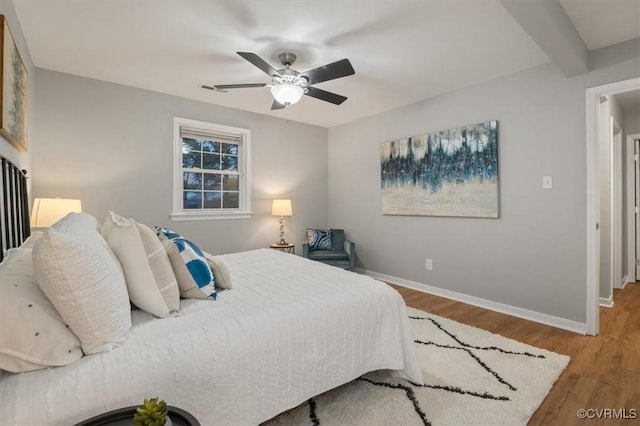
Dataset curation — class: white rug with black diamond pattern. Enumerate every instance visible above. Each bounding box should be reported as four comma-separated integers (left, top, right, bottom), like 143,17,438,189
265,307,570,426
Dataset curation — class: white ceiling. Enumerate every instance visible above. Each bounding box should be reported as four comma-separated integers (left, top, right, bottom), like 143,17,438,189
12,0,640,128
559,0,640,50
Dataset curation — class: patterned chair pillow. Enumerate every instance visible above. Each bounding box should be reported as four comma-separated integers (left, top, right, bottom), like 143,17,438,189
306,229,333,251
155,227,216,300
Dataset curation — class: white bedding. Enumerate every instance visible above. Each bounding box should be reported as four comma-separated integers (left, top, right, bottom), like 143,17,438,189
0,249,421,425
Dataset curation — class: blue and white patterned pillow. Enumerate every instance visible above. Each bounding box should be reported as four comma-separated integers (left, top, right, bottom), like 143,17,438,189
155,227,216,300
306,229,333,251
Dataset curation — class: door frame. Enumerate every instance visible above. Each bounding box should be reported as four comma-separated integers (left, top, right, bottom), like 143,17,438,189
586,77,640,335
626,133,640,282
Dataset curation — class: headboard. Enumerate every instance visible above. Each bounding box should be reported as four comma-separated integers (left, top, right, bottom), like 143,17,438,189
0,157,30,262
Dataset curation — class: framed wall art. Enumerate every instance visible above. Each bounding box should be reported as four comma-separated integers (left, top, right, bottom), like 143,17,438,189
381,120,499,218
0,15,27,152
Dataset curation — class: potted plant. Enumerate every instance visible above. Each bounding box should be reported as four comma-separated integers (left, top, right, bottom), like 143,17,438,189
133,397,171,426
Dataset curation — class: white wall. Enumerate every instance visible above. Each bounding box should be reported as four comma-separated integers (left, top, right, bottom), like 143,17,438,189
0,0,34,172
32,69,328,254
625,107,640,135
611,97,624,289
624,105,640,281
599,95,625,299
598,98,612,299
328,59,640,324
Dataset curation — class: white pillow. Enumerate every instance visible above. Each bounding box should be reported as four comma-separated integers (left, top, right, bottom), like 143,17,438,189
33,217,131,355
156,227,216,299
53,212,122,269
0,248,83,372
203,251,232,290
52,212,99,234
20,231,43,249
0,231,44,266
102,211,179,318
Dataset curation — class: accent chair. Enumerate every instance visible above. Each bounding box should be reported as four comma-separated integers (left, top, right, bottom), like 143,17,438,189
302,228,355,270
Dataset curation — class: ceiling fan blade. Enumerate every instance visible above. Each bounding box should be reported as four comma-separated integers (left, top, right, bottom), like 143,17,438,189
300,59,355,85
237,52,282,77
271,100,286,110
213,83,267,89
304,86,348,105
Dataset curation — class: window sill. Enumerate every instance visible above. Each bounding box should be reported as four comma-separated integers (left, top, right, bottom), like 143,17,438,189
170,211,253,221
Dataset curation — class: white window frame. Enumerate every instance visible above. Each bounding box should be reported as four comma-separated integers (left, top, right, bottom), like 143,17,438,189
171,117,252,221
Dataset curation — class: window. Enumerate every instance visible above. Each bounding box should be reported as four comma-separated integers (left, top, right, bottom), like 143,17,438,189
172,117,251,220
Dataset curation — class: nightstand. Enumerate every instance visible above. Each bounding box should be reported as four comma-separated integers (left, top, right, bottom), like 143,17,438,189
270,243,295,254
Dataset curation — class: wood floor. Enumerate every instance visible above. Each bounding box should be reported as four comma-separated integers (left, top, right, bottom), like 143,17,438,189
392,282,640,426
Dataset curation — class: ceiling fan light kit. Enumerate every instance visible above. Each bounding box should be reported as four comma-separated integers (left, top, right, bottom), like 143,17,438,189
271,84,304,105
207,51,355,110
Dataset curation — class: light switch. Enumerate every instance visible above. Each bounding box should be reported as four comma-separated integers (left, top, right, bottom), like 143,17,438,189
542,176,553,189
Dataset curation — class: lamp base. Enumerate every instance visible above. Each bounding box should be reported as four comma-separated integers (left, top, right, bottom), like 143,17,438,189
279,216,287,245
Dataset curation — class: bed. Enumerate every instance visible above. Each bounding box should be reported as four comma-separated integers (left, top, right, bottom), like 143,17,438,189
0,158,422,425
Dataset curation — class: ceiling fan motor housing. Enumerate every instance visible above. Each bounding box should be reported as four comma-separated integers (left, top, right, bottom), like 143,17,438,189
278,52,297,67
274,52,308,87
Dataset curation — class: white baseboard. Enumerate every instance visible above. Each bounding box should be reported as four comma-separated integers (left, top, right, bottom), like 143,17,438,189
599,295,614,308
620,275,629,289
355,268,587,335
614,275,628,290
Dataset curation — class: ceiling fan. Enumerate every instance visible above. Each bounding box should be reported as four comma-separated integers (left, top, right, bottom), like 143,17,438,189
201,51,355,110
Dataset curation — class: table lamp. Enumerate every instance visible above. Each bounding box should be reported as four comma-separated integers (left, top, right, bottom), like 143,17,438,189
31,197,82,228
271,199,292,245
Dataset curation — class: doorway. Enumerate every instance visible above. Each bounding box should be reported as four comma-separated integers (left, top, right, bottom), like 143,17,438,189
586,77,640,336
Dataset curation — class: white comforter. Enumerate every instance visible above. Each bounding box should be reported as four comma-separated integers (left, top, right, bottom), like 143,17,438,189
0,249,421,425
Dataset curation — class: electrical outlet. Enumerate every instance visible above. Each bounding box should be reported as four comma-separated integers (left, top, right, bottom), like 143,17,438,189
425,259,433,270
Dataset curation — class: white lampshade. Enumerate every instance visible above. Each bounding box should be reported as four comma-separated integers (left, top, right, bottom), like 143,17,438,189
271,84,303,105
31,198,82,227
271,199,292,216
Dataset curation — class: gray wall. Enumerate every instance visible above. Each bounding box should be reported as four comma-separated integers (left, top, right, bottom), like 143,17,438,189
328,60,640,324
32,69,328,254
28,31,640,325
0,0,34,172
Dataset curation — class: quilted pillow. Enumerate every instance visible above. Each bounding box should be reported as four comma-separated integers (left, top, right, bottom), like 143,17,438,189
51,212,98,234
102,211,180,318
33,215,131,354
156,227,216,300
306,229,333,251
0,248,83,372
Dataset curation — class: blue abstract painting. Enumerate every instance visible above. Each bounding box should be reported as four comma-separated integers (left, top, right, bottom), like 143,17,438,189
381,120,499,218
